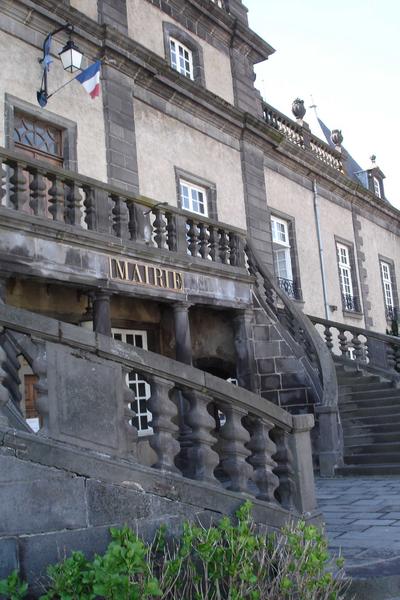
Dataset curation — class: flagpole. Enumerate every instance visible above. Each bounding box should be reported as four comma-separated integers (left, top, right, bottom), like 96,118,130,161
47,76,77,100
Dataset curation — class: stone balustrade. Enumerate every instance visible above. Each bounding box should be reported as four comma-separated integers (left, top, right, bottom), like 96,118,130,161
262,102,344,174
0,302,317,516
0,147,246,270
309,314,400,376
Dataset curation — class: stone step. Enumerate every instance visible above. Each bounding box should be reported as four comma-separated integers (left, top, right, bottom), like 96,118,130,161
345,441,400,455
343,422,400,435
344,431,400,445
341,413,400,426
337,464,400,476
339,388,400,400
343,452,400,465
346,556,400,600
338,375,381,385
340,395,400,408
340,404,400,418
339,381,394,393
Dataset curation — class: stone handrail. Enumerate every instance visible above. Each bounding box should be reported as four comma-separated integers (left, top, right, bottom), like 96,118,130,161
0,146,246,269
0,302,316,514
309,314,400,377
246,242,341,476
262,102,344,174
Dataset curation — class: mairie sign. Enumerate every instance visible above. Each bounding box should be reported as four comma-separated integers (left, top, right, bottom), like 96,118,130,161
109,257,184,292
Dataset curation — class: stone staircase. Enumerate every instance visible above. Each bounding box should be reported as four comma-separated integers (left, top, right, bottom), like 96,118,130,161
336,365,400,475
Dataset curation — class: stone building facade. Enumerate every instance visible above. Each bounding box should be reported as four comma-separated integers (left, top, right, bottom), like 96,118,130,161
0,0,399,590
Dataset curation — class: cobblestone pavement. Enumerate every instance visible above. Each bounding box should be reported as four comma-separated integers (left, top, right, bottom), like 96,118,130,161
316,477,400,570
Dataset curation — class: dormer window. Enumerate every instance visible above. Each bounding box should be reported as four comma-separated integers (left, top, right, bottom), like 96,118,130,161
169,38,194,80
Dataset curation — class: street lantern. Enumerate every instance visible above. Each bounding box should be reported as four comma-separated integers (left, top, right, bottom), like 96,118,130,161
59,38,83,73
37,23,83,107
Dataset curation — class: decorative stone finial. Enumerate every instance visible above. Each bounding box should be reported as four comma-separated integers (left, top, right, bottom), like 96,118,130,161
370,154,377,165
292,98,306,121
331,129,343,148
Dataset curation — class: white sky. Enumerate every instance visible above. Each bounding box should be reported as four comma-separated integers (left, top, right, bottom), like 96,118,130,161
245,0,399,208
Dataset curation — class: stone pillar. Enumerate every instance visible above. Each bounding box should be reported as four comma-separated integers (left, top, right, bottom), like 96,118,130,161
0,278,7,303
173,302,193,365
233,309,257,392
93,291,112,337
316,405,343,477
290,414,317,514
172,302,193,472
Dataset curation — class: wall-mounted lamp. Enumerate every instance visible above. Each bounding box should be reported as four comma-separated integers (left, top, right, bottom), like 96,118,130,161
37,23,83,107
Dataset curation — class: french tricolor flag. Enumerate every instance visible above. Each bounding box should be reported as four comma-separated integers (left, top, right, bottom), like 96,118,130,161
75,61,101,99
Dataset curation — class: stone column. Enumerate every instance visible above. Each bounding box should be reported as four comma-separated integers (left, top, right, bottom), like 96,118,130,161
173,302,193,365
93,290,112,337
290,414,317,514
172,302,193,472
233,309,257,392
316,405,343,477
0,277,7,303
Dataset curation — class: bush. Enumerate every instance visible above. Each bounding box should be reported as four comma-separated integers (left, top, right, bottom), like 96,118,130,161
0,503,348,599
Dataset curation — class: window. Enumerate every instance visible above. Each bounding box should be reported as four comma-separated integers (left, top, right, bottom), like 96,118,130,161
271,216,299,299
380,260,397,320
13,112,63,166
112,329,152,436
336,242,359,311
169,37,194,80
180,179,208,217
373,176,381,199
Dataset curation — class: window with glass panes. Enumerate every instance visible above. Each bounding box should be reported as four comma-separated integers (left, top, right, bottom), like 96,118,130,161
381,261,394,310
169,37,194,80
271,216,293,281
112,329,152,435
180,179,208,216
373,176,381,198
336,243,353,298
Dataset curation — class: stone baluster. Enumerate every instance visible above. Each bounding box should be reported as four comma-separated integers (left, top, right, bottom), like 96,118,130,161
245,415,279,503
351,333,364,363
184,389,219,484
323,325,334,352
83,186,97,230
219,229,230,264
66,181,82,226
271,427,295,510
0,332,21,408
93,291,112,337
208,225,219,262
215,402,251,492
229,233,245,268
0,160,7,206
338,328,349,356
48,176,65,222
9,162,28,211
29,168,47,216
32,341,49,435
147,374,180,473
121,366,138,458
153,207,167,249
187,220,199,257
166,212,177,251
394,345,400,374
198,222,210,260
262,281,275,312
0,334,10,427
387,343,397,371
112,195,129,239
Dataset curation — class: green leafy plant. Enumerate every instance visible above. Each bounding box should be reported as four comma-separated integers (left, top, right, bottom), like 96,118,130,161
0,503,348,600
0,570,28,600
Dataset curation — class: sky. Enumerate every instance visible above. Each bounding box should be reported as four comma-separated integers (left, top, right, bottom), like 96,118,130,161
245,0,399,208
